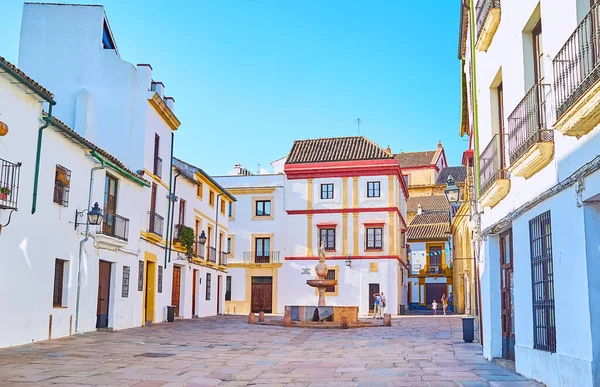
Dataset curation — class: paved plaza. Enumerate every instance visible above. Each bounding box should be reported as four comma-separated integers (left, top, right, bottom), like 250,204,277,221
0,315,541,387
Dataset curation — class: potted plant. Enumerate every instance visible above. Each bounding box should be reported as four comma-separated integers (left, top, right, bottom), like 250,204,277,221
0,187,10,201
177,225,196,261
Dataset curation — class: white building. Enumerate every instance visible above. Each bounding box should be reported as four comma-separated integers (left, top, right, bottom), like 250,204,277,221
0,57,149,347
460,0,600,385
216,136,410,316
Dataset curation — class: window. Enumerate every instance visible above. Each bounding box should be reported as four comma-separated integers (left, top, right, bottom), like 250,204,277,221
122,266,130,298
53,165,71,207
429,246,442,274
255,237,271,263
178,199,186,226
196,183,203,199
157,265,163,293
225,276,232,301
366,227,383,250
153,134,161,178
319,228,336,251
220,199,226,215
496,81,506,168
529,211,556,352
228,202,233,217
137,261,144,291
102,21,115,50
53,259,66,307
255,200,271,216
103,174,119,237
227,237,232,254
367,181,380,198
206,273,211,300
209,191,215,207
325,269,336,293
320,183,334,199
403,175,409,187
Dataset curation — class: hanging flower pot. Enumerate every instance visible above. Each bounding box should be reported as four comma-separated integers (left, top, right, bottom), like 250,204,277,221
0,121,8,136
0,187,10,201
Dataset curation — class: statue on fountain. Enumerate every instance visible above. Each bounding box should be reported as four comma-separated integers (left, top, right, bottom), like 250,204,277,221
306,241,338,307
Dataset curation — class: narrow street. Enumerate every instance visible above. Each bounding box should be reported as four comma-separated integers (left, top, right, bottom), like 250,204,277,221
0,315,541,386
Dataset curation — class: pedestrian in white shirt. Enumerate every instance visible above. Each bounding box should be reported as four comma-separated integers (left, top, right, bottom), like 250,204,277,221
378,292,386,319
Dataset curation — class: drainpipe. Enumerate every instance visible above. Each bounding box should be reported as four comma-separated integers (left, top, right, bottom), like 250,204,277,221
31,105,56,214
89,150,149,187
214,193,223,264
75,157,105,333
166,171,181,263
163,133,175,268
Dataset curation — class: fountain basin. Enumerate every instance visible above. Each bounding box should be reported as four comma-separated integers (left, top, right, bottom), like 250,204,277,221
285,305,359,323
306,279,338,288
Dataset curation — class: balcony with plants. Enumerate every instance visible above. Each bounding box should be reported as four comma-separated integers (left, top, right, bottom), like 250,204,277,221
553,2,600,137
479,134,510,208
507,84,554,179
0,158,21,211
173,224,195,261
475,0,501,51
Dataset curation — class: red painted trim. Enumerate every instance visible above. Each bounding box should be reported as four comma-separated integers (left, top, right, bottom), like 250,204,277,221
284,255,410,269
462,150,474,166
286,206,407,230
400,165,436,171
363,222,385,227
316,222,338,228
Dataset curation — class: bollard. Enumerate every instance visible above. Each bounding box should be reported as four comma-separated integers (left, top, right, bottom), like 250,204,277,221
384,313,391,326
284,314,291,327
258,311,265,322
340,316,349,329
248,312,255,324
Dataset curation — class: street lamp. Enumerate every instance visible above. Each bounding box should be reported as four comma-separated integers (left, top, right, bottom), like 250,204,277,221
444,175,460,205
345,256,352,268
198,230,207,245
74,202,103,230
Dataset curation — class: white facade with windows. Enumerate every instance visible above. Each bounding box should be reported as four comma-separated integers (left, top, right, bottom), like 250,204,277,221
461,0,600,385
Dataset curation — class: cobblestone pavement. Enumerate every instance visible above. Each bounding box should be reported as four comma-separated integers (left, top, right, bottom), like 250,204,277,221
0,315,542,387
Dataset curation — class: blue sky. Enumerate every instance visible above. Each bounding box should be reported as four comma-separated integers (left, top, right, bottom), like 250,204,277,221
0,0,466,175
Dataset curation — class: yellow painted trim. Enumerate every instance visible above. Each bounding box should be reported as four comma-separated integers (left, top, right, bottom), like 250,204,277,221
388,212,395,255
342,177,348,209
143,252,157,325
307,179,313,210
251,196,274,220
239,266,280,314
342,213,349,256
148,93,181,130
352,177,359,208
227,262,283,269
217,265,228,272
388,175,394,207
475,7,501,52
315,265,339,296
227,234,235,258
195,172,229,197
193,208,228,231
140,231,166,247
353,213,359,255
307,214,313,256
251,233,274,259
220,198,227,216
508,142,554,179
227,187,276,195
370,262,379,272
479,178,510,208
208,190,215,208
196,181,203,201
143,169,169,190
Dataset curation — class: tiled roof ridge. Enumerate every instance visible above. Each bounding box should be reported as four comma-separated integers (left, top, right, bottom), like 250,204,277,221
0,56,54,100
173,157,236,202
286,136,393,164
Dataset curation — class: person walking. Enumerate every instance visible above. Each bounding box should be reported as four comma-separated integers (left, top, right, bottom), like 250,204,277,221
379,292,386,319
372,292,380,319
448,293,454,313
432,299,438,315
441,294,448,316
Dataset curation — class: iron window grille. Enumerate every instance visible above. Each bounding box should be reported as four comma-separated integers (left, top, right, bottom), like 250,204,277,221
225,276,232,301
157,266,163,293
206,273,211,300
138,261,144,291
122,266,130,298
319,228,336,251
325,269,336,293
529,210,556,352
321,183,334,199
255,200,271,216
53,259,66,307
367,181,381,198
53,165,71,207
0,158,21,210
365,227,383,250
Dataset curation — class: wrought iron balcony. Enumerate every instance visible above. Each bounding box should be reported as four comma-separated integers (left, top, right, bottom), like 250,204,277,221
475,0,501,51
507,84,554,178
101,211,130,241
243,251,281,264
219,251,227,266
553,2,600,136
479,134,510,207
0,158,21,210
147,211,164,237
208,247,217,263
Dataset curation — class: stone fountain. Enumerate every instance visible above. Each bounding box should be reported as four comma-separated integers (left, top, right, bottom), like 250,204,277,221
285,242,358,323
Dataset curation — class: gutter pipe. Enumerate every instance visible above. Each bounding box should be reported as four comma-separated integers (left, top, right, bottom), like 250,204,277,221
75,157,105,333
167,171,181,264
89,150,149,187
31,106,54,214
163,132,175,268
214,193,223,264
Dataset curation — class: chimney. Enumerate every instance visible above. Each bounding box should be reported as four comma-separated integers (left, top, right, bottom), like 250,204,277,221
151,81,165,98
417,204,422,215
385,145,392,155
438,141,443,149
164,96,175,112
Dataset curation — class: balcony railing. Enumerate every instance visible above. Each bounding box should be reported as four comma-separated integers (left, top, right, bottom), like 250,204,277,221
154,156,162,179
101,211,129,241
208,247,217,263
219,251,227,266
476,0,501,40
554,2,600,119
148,211,164,237
0,158,21,210
480,134,508,195
195,242,205,259
508,84,554,165
243,251,281,264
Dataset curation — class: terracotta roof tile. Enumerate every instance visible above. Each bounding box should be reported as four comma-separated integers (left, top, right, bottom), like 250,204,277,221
285,136,392,164
407,195,449,213
394,150,436,168
173,157,236,202
409,211,449,225
0,56,54,101
435,166,467,185
407,210,450,241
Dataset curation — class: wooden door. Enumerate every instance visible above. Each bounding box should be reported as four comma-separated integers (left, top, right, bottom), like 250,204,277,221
171,266,181,317
149,183,157,231
96,260,111,328
192,269,197,316
251,277,272,313
426,283,446,306
145,261,156,323
369,283,380,313
217,275,222,314
103,174,118,236
500,230,515,360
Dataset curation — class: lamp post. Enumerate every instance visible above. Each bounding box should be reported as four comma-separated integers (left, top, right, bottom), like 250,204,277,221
444,175,460,205
198,230,207,246
74,202,104,229
345,256,352,268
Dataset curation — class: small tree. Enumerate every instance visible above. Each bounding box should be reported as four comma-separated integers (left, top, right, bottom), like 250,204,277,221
177,225,195,260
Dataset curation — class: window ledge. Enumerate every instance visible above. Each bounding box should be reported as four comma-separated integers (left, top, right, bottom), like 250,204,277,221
53,306,68,309
94,233,128,250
